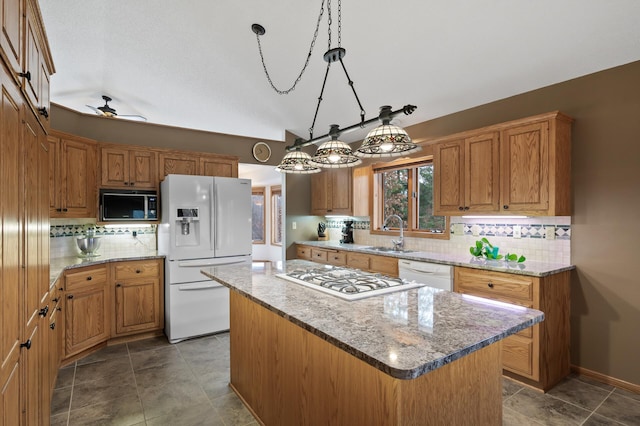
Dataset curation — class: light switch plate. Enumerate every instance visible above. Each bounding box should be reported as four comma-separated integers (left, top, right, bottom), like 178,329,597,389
471,224,480,237
292,221,297,230
544,226,555,240
453,223,464,236
513,225,521,239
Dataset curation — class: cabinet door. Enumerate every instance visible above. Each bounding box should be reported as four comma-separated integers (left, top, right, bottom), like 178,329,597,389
129,150,157,188
433,139,465,215
64,286,109,357
0,0,23,77
501,121,549,212
114,278,161,335
60,138,97,217
100,147,129,187
465,132,500,212
48,135,61,212
22,1,41,109
158,152,198,181
329,168,352,214
200,155,238,177
310,171,330,214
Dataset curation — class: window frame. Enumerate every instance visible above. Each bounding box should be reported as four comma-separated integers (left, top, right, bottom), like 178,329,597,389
270,185,282,246
371,155,450,240
251,186,266,244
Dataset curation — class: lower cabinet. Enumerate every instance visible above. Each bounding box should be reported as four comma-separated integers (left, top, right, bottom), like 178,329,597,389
296,244,399,277
61,259,164,362
454,266,570,391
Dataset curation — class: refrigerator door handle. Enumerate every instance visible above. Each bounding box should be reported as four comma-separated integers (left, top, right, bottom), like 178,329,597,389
177,259,247,268
210,182,216,251
178,284,221,291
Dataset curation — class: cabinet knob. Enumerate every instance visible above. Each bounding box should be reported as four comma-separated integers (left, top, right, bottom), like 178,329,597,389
487,282,494,288
86,276,92,281
116,283,122,287
57,307,62,311
135,269,141,274
503,205,509,210
56,208,62,212
19,71,31,81
63,208,68,212
20,339,32,350
464,206,469,211
52,297,59,303
130,182,135,186
38,107,49,118
124,182,129,185
67,294,74,299
38,305,49,317
50,323,56,330
458,207,464,211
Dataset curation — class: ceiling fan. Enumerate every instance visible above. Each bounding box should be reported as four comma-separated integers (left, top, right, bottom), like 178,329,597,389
86,95,147,121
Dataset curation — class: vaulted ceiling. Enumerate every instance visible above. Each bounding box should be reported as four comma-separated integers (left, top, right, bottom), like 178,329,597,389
40,0,640,144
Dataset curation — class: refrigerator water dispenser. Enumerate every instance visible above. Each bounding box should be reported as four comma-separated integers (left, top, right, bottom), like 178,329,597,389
175,208,200,246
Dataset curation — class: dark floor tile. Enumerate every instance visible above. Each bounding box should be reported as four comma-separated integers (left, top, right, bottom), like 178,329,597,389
569,372,616,392
76,343,129,366
547,377,612,410
502,377,523,399
129,345,181,372
145,402,225,426
177,336,229,364
595,392,640,425
70,374,138,410
51,386,72,417
138,376,209,420
134,356,196,388
502,406,544,425
582,413,626,425
127,335,171,353
210,392,256,425
74,356,133,384
197,367,232,400
55,365,75,389
612,386,640,402
503,387,591,425
68,395,144,426
50,411,69,426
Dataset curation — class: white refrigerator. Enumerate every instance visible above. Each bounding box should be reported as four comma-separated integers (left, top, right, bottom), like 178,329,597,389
158,174,252,343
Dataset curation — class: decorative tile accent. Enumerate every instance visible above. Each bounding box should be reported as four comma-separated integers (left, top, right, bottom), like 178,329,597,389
449,221,571,240
50,224,157,238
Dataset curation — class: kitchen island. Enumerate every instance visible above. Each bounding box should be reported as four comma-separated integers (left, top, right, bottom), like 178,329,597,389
202,260,544,425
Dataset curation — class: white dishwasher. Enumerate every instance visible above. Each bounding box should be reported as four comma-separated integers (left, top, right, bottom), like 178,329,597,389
398,259,453,291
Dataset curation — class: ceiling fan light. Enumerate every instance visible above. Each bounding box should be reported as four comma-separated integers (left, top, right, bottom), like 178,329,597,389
310,139,362,168
355,124,421,157
275,150,321,174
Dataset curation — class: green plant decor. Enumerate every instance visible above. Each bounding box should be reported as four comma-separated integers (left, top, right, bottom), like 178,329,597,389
469,237,526,263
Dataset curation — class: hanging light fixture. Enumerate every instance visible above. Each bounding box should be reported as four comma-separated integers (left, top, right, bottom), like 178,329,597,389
355,106,421,157
309,125,361,168
252,0,418,173
274,139,322,174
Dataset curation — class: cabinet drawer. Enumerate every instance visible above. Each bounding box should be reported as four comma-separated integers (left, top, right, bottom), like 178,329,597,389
370,255,399,277
502,335,537,380
311,249,328,263
455,267,534,303
346,252,370,271
65,266,107,290
326,251,346,266
113,260,160,280
296,246,312,260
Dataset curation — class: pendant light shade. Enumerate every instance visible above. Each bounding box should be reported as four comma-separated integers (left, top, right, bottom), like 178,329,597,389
355,106,421,157
275,149,321,174
310,125,362,168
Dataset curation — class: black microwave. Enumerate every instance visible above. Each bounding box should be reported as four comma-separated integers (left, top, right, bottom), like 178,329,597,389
100,189,158,221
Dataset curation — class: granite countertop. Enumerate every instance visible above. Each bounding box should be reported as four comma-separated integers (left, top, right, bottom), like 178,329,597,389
201,259,544,380
296,241,575,277
50,251,164,285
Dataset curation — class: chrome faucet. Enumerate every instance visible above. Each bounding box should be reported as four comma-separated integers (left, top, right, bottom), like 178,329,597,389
382,214,404,251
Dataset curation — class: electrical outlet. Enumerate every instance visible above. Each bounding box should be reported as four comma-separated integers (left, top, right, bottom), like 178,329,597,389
292,221,297,230
132,231,137,238
453,223,464,236
471,224,480,237
545,226,556,240
513,226,521,239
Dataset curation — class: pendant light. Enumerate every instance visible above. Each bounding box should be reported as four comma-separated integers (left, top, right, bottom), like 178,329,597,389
309,125,362,168
274,140,321,174
355,106,421,157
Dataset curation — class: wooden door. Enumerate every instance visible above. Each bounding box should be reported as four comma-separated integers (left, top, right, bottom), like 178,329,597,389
0,0,23,77
48,135,61,213
22,323,42,426
115,278,161,335
129,150,157,188
158,152,198,181
433,139,465,215
328,168,352,215
200,156,237,177
465,132,500,212
64,286,110,357
23,2,41,109
101,147,129,187
0,63,22,426
501,121,549,213
310,170,329,214
60,138,97,217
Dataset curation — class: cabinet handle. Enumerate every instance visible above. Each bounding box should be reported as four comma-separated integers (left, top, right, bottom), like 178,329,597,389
52,297,59,303
38,305,49,317
135,269,141,274
67,295,74,299
19,71,31,81
458,206,464,211
503,205,509,210
50,323,56,330
59,287,64,291
116,283,122,287
63,208,68,212
124,182,129,185
464,206,469,210
130,182,135,186
487,282,494,288
20,340,32,350
86,276,92,281
38,107,49,118
57,307,62,311
56,208,62,212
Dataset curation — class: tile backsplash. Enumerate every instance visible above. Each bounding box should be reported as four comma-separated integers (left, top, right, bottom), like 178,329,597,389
322,217,571,265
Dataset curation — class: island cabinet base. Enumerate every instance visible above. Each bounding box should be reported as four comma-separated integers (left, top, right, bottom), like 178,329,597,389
229,291,504,426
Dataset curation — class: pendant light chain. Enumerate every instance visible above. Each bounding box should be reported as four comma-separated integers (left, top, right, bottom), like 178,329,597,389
254,0,326,95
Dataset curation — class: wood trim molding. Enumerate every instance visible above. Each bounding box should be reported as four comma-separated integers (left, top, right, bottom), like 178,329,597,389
571,365,640,394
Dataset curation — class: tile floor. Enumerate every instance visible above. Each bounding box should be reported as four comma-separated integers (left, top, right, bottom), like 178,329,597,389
51,333,640,426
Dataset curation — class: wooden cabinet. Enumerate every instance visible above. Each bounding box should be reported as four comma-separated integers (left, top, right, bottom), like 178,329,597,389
100,145,157,189
352,166,371,217
48,279,63,403
112,259,163,336
433,112,572,216
49,131,98,218
296,244,398,277
0,0,23,79
158,150,238,181
63,265,110,358
296,245,312,260
311,168,353,215
454,266,570,391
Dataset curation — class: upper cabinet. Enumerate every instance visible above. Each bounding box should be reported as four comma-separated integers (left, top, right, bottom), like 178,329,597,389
433,112,572,216
0,0,23,78
311,168,353,216
199,155,238,178
100,145,157,189
158,150,238,181
49,131,98,218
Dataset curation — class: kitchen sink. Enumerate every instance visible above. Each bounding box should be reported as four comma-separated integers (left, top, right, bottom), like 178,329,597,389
361,246,415,253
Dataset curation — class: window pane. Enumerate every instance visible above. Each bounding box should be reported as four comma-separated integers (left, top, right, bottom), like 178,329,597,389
271,190,282,245
251,193,265,243
417,164,446,232
382,169,408,226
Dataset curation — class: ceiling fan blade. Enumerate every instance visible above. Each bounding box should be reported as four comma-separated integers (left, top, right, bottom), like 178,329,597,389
118,114,148,122
86,104,104,115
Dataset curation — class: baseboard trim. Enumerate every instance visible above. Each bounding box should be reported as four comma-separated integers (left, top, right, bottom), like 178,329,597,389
571,365,640,394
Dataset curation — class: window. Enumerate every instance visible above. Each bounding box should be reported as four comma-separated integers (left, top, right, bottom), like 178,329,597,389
372,156,449,239
251,187,265,244
270,185,282,246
